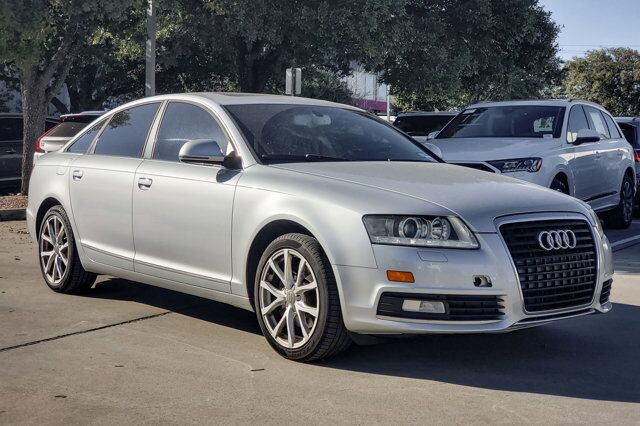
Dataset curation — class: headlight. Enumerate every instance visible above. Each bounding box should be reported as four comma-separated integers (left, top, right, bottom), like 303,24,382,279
588,208,604,237
488,158,542,173
362,215,479,249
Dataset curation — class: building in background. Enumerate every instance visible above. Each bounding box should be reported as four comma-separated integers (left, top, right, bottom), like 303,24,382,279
342,64,393,113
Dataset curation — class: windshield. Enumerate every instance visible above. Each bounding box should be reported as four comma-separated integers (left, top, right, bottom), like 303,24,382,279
47,121,90,138
224,104,437,163
437,106,565,139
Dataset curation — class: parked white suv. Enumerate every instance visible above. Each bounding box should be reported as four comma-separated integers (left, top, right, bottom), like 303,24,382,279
429,100,636,228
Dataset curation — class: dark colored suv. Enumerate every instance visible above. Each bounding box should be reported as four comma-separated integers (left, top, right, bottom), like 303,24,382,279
616,117,640,208
393,111,457,142
0,113,58,193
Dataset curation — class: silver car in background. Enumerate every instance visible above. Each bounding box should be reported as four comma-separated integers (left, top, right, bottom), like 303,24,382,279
27,93,614,361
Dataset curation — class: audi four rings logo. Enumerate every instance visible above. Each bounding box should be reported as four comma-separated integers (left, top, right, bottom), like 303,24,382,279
537,230,577,251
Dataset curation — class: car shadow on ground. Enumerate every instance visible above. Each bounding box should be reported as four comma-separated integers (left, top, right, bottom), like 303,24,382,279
322,302,640,403
87,278,639,403
90,278,261,335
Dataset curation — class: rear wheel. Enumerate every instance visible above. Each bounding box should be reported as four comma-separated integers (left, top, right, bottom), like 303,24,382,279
254,233,351,362
38,206,96,293
550,176,569,194
603,174,635,229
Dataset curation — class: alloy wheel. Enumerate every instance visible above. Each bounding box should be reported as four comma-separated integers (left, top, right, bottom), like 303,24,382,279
40,215,69,285
259,248,320,349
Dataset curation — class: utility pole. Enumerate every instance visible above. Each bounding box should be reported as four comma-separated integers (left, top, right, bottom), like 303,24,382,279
145,0,156,97
386,84,391,121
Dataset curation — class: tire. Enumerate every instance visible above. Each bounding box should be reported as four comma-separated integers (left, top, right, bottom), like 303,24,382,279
603,174,635,229
550,177,569,194
38,205,96,293
254,233,351,362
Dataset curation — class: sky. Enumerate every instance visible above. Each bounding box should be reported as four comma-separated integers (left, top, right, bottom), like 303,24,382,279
538,0,640,61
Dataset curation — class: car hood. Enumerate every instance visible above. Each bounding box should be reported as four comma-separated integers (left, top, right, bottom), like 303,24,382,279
430,137,555,162
271,162,589,233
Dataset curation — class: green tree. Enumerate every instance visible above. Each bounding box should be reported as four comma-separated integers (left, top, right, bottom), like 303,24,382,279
385,0,561,111
562,48,640,116
0,0,142,193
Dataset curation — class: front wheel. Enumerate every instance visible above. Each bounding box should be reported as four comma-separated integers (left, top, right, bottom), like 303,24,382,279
603,174,635,229
550,177,569,194
38,205,96,293
254,233,351,362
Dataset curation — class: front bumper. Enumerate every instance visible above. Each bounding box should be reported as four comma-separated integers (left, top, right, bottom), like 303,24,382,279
334,216,614,335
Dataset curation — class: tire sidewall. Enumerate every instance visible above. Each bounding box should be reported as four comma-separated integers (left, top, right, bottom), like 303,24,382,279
551,178,568,195
254,235,331,360
38,206,76,291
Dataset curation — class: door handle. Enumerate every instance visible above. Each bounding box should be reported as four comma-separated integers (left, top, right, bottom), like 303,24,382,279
595,152,602,159
72,170,83,180
137,177,153,190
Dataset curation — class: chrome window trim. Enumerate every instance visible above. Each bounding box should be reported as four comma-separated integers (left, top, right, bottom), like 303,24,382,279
87,100,163,158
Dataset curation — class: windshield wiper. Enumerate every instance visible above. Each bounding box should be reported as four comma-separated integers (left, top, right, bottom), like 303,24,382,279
260,154,349,163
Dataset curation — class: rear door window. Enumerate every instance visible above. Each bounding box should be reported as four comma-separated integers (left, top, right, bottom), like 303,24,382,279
93,103,160,157
0,118,22,141
584,106,610,139
67,119,107,154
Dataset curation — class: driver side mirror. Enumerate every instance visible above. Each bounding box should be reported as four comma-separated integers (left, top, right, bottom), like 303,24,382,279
573,129,601,145
179,139,242,169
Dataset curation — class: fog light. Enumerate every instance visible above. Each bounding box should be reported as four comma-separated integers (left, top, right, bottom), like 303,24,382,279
387,270,415,283
402,299,446,314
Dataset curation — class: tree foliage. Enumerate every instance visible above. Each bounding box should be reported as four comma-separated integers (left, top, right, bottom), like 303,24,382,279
562,48,640,116
0,0,143,192
386,0,562,111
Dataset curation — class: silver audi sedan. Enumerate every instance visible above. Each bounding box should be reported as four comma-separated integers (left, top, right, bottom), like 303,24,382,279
27,93,614,361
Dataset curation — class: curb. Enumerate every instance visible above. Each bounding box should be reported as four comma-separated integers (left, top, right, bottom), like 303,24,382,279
0,209,26,221
611,234,640,252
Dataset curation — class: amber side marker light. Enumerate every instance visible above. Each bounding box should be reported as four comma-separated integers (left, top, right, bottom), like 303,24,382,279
386,270,415,283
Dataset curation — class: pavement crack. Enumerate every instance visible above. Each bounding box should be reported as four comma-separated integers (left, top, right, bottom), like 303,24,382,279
0,311,172,353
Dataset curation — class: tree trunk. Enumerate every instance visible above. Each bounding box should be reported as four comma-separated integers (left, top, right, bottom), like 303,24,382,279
20,69,48,195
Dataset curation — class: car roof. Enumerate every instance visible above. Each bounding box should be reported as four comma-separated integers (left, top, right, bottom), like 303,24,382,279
60,111,107,119
615,116,640,124
396,111,458,117
465,99,604,109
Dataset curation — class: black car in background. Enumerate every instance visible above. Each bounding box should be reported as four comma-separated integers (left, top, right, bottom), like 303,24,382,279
616,117,640,209
0,113,58,193
393,111,457,142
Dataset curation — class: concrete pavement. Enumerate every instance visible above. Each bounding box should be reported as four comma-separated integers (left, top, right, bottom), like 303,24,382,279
1,220,639,424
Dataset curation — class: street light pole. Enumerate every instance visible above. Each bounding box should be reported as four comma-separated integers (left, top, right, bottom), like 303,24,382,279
145,0,156,97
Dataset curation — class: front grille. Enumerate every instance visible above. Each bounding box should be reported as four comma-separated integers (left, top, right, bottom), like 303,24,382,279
600,279,612,304
377,293,505,321
500,219,597,313
451,162,496,173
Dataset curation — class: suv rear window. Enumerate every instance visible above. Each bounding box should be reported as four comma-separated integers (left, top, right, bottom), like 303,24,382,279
619,122,638,147
394,115,454,136
47,121,89,138
437,106,565,139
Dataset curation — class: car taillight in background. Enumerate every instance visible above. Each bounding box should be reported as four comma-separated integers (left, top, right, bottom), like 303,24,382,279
35,125,59,153
634,149,640,162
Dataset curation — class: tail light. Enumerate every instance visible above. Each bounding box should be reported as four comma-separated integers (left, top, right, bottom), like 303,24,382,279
35,125,58,153
634,149,640,162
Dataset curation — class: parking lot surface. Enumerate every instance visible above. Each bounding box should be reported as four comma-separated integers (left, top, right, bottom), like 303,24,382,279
1,220,640,424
